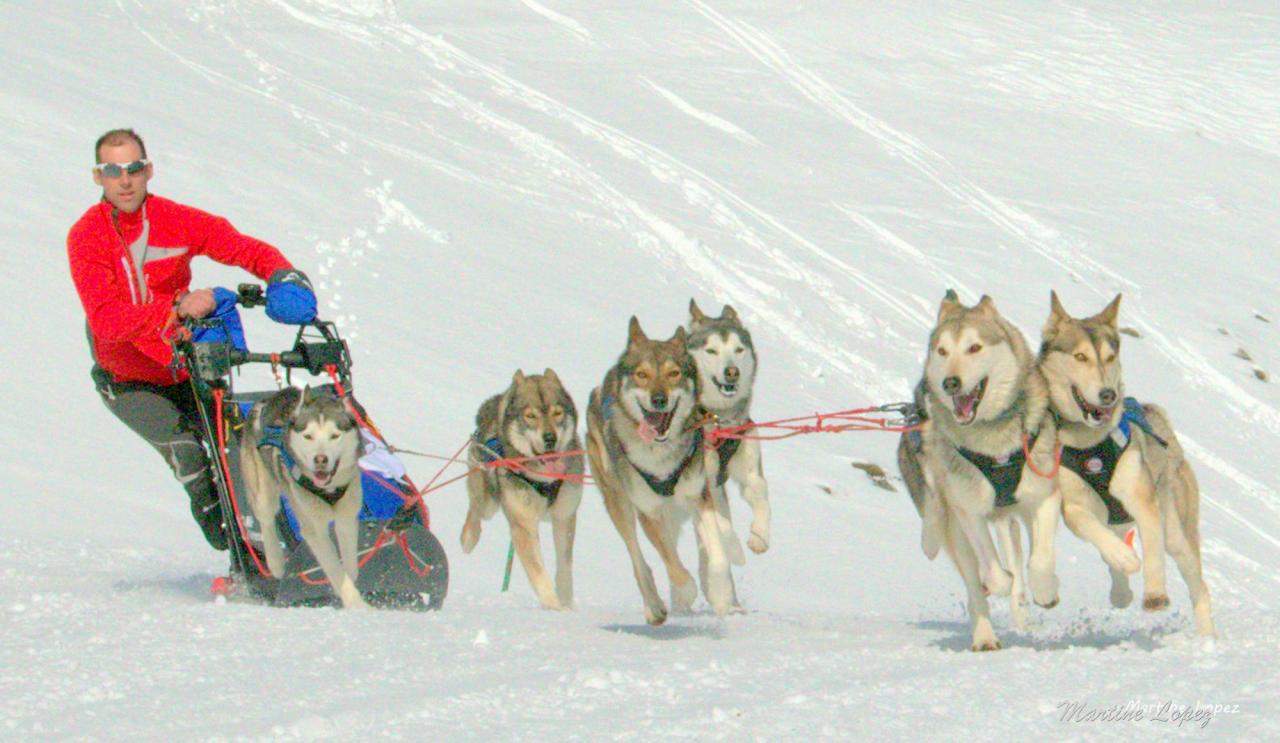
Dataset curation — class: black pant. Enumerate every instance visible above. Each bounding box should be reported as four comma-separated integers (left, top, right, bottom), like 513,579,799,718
92,367,223,542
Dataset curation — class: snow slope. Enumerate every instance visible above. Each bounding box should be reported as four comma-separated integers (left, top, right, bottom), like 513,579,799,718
1,1,1278,739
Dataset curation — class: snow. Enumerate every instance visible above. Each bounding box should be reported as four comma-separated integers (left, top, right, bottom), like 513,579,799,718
2,1,1278,739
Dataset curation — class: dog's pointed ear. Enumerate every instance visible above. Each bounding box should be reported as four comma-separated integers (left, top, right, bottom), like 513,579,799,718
627,316,648,347
721,304,738,322
1044,290,1069,339
1095,294,1122,328
542,367,560,385
672,325,688,350
294,385,308,417
511,369,526,387
974,294,998,319
938,289,964,322
688,298,706,328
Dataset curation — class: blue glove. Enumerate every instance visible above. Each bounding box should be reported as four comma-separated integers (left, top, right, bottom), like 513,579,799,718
191,288,249,351
266,268,317,325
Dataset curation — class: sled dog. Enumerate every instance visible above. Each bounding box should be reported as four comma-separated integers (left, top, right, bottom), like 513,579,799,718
240,386,368,608
586,317,737,624
1039,291,1214,636
460,369,584,610
687,299,770,556
901,291,1062,651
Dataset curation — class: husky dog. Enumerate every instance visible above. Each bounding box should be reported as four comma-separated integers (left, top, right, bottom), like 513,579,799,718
687,300,770,555
904,291,1062,651
587,317,737,624
240,386,368,608
460,369,584,610
1040,292,1214,636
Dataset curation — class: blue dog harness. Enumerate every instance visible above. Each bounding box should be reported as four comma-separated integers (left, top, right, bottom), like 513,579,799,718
1058,398,1168,525
259,424,350,506
477,436,564,505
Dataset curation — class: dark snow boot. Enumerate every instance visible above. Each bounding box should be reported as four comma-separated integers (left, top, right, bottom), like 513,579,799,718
190,489,229,551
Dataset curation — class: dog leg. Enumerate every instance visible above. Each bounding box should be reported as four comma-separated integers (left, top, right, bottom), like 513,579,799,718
711,483,746,567
460,469,488,554
639,510,698,615
1114,462,1168,611
551,510,577,609
945,507,1000,651
698,522,744,614
1063,494,1140,576
503,496,562,610
995,517,1029,631
1105,524,1135,608
954,509,1011,597
730,441,771,554
693,492,735,617
295,508,366,609
1163,499,1215,636
239,449,287,578
333,482,365,605
1024,491,1061,609
596,469,666,624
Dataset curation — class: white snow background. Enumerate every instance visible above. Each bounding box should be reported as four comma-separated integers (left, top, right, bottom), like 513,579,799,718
1,1,1278,740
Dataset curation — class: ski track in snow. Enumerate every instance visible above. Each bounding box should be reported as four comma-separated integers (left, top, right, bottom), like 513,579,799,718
519,0,594,44
640,77,761,145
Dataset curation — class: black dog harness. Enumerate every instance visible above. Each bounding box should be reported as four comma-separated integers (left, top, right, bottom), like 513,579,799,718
1058,398,1168,525
478,436,564,505
603,395,707,497
956,431,1040,508
259,425,350,506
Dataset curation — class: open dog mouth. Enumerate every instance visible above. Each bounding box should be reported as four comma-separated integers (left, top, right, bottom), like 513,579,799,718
712,376,738,397
1072,386,1116,427
642,409,676,436
951,378,987,425
308,458,340,488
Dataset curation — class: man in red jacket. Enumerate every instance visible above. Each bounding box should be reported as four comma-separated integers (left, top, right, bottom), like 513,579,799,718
68,128,311,550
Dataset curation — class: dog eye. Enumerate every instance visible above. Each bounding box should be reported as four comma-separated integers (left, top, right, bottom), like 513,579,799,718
667,369,681,380
937,347,949,357
735,347,744,354
329,433,339,440
1105,354,1116,364
304,433,314,440
706,348,718,355
635,370,650,381
1074,352,1088,362
967,343,982,354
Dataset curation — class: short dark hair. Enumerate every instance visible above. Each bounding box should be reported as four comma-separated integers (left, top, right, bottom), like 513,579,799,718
95,129,147,162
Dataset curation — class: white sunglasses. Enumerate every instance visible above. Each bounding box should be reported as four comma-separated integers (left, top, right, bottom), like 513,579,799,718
94,159,150,178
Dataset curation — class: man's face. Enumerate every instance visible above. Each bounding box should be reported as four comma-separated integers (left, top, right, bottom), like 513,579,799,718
93,140,152,213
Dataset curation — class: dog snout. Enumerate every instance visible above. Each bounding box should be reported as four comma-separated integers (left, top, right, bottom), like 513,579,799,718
314,453,329,469
1099,388,1118,406
942,376,962,395
651,392,668,410
724,366,740,382
542,431,557,448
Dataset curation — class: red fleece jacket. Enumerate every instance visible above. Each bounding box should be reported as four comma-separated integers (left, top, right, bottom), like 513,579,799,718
67,194,292,385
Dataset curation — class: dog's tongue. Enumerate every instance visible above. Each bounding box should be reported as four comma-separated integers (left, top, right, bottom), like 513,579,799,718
953,389,979,420
312,469,333,487
643,410,674,436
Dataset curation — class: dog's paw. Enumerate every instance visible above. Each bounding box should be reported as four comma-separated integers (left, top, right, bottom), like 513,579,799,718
644,602,668,626
671,579,698,615
970,636,1003,652
984,567,1013,598
1103,543,1141,575
748,530,770,554
1142,593,1170,612
1029,570,1060,608
459,521,480,554
1109,579,1134,609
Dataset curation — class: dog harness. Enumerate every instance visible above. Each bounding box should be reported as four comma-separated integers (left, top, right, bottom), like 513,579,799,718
477,436,564,505
259,425,350,506
713,432,744,487
1058,398,1168,525
623,428,705,497
956,430,1041,508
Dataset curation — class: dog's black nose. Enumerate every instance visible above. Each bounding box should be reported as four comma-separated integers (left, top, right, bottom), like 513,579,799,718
942,376,962,395
314,454,329,468
542,431,556,448
724,366,740,382
651,393,668,410
1099,388,1118,406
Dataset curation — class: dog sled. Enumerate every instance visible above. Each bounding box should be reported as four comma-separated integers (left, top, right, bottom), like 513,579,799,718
177,284,449,609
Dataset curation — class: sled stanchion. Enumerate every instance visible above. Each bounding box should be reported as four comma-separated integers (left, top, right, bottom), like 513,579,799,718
501,541,515,592
211,387,274,579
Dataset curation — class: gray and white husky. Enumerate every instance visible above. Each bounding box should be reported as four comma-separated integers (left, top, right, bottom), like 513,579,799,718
1040,292,1214,636
240,386,368,608
898,291,1062,651
687,300,770,555
460,369,584,610
586,317,737,624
